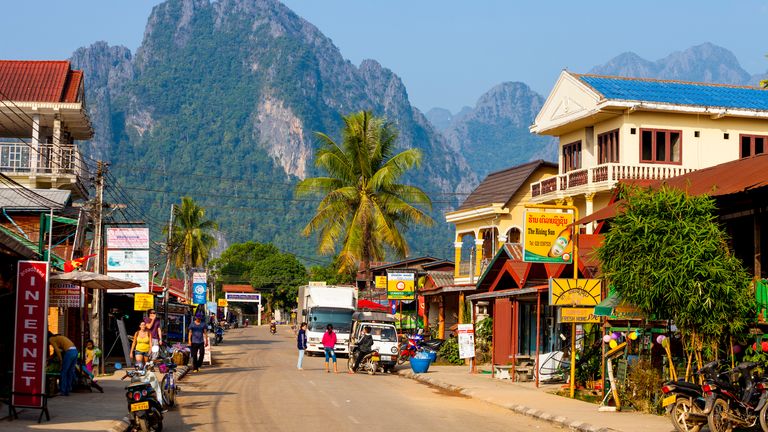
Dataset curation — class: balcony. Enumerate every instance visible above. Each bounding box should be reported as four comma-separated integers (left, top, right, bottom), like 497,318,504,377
0,141,85,195
530,163,695,200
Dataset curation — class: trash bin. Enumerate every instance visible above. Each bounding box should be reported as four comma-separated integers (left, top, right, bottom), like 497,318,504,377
410,357,431,373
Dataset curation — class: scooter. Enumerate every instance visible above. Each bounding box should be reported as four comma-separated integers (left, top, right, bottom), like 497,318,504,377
705,361,767,432
270,323,277,335
214,325,224,345
661,360,722,432
348,349,380,375
397,335,444,364
119,362,164,432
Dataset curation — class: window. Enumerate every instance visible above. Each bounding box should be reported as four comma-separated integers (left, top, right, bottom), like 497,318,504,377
640,129,682,164
740,134,766,158
562,141,582,172
506,227,521,244
598,129,620,164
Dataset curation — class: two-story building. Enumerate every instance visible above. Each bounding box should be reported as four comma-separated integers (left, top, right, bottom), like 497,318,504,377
529,71,768,230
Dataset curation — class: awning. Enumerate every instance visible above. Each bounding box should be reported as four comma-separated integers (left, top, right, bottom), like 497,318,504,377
421,285,476,296
594,290,622,316
466,285,547,301
357,299,389,312
594,290,645,320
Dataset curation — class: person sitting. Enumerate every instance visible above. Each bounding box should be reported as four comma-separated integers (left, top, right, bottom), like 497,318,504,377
351,326,374,373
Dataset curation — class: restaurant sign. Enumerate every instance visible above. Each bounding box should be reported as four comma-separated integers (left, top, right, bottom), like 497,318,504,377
559,307,600,323
387,271,415,300
550,278,602,306
13,261,49,409
522,210,574,263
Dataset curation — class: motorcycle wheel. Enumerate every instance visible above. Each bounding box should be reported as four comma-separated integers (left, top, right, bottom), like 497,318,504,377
397,353,408,365
347,355,355,373
363,357,376,376
708,398,733,432
760,401,768,432
137,416,149,432
669,397,702,432
162,375,175,408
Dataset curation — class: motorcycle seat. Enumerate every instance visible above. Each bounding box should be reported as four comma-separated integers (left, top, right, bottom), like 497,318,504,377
674,380,701,391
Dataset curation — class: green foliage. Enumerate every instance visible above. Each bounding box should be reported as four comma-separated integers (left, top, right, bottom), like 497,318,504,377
296,111,434,281
476,317,493,342
166,197,217,283
620,358,664,414
307,255,356,285
438,337,464,365
598,185,754,345
575,340,602,386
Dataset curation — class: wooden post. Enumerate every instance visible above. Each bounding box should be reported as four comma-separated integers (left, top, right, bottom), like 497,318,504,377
535,290,541,388
756,213,762,278
438,298,445,339
458,292,465,324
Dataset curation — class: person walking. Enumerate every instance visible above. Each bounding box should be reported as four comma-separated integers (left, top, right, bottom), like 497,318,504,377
129,321,152,365
49,332,78,396
188,315,208,372
297,322,307,370
321,324,338,373
351,326,374,373
143,309,163,358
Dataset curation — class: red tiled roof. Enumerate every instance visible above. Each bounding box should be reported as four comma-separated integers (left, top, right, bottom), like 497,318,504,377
0,60,84,103
222,284,255,293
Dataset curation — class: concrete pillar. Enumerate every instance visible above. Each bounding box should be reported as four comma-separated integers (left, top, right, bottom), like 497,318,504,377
498,234,507,251
453,241,462,278
53,113,62,174
30,113,40,174
424,299,431,333
438,298,445,339
458,292,465,324
585,193,595,234
474,238,484,278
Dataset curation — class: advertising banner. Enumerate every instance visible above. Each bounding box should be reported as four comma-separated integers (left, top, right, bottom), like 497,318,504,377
13,261,49,408
217,298,228,307
549,278,602,306
107,272,150,294
559,307,600,323
522,210,575,263
457,323,476,359
225,292,261,303
134,293,155,311
192,272,207,284
375,276,387,288
386,271,415,300
106,227,149,249
192,282,207,305
106,250,149,272
50,281,82,308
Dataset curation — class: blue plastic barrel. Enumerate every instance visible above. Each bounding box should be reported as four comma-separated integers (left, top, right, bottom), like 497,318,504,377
410,357,431,373
426,351,437,362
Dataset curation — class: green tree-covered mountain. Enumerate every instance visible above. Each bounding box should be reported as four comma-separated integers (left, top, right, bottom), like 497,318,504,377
71,0,477,263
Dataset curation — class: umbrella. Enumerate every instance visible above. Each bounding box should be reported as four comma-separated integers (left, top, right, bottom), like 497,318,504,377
50,271,141,290
357,299,389,312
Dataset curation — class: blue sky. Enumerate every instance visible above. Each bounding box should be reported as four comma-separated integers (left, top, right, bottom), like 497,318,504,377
3,0,767,112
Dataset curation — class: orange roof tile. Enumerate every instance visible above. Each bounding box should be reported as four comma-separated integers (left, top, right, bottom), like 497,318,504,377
222,284,255,293
0,60,84,103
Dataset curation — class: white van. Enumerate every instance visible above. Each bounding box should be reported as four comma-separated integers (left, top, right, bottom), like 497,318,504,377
349,311,400,372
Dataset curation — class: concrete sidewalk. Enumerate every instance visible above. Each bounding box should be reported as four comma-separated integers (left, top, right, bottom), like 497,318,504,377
1,365,189,431
396,365,674,432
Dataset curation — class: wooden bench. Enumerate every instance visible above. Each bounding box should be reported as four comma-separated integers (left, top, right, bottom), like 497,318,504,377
494,364,513,380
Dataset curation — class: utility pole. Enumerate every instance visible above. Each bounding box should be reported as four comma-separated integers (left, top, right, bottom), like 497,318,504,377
161,204,175,342
91,161,105,375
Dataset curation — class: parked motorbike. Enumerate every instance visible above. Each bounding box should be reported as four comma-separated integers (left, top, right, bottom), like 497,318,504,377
348,349,380,375
119,363,164,432
661,360,722,432
705,361,767,432
397,335,444,364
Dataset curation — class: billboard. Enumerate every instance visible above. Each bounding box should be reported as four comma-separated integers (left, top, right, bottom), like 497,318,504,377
107,272,150,294
522,210,574,263
50,281,82,308
13,261,49,408
192,282,207,305
457,324,475,359
134,293,155,311
549,278,602,306
106,250,149,272
387,271,415,300
107,227,149,249
225,292,261,303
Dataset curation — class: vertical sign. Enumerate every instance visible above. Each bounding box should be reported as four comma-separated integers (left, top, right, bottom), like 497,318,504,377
192,272,207,305
13,261,49,408
522,210,575,263
457,323,475,359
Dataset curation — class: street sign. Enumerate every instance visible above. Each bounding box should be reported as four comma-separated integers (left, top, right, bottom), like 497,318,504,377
13,261,49,409
225,292,261,303
107,227,149,249
134,293,154,311
386,271,415,300
375,276,387,288
549,278,602,306
457,324,475,359
192,282,207,305
50,281,82,308
522,210,574,263
559,307,600,323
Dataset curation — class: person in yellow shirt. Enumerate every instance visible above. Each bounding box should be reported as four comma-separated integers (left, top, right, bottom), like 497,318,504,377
129,321,152,365
48,332,78,396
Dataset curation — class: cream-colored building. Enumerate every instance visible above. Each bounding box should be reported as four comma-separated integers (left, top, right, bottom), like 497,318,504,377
446,160,557,284
529,71,768,231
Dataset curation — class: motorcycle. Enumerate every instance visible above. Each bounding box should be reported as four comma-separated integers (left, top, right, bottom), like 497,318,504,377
348,349,380,375
705,361,768,432
214,325,224,345
397,335,444,364
270,323,277,335
661,360,722,432
119,363,164,432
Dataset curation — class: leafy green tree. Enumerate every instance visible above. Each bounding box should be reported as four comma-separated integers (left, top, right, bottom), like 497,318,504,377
308,255,356,285
598,186,754,351
167,197,218,298
296,111,433,290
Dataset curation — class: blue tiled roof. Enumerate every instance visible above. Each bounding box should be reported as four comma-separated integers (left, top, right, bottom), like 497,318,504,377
578,75,768,111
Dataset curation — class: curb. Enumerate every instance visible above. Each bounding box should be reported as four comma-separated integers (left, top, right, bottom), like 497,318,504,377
396,369,620,432
108,365,192,431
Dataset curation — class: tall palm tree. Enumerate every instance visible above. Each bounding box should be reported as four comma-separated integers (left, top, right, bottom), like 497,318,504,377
296,111,433,291
166,197,218,299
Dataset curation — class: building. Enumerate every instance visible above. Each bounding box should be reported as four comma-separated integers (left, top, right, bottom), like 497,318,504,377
445,160,557,284
529,71,768,232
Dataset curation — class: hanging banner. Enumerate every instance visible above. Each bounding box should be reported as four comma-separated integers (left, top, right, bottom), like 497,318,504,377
192,282,207,305
418,296,425,317
107,227,149,249
549,278,602,306
387,271,415,300
50,281,82,308
559,307,600,323
106,250,149,271
134,293,155,311
457,323,476,359
13,261,49,409
522,210,574,263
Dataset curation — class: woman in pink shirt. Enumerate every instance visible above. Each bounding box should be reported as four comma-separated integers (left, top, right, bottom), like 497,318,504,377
321,324,338,373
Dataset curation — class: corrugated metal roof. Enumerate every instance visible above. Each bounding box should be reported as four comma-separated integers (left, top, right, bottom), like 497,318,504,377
458,160,557,211
222,284,255,293
0,60,84,103
423,271,454,290
0,188,71,209
577,74,768,111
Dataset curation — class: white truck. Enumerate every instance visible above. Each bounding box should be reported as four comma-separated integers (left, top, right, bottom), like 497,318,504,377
298,285,358,356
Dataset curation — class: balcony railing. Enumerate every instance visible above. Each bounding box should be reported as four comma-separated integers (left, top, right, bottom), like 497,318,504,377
0,141,81,177
530,163,695,198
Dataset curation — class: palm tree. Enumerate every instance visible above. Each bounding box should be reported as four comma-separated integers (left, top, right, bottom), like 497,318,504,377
296,111,433,291
166,197,218,300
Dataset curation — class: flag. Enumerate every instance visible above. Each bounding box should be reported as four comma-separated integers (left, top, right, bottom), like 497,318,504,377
63,254,96,272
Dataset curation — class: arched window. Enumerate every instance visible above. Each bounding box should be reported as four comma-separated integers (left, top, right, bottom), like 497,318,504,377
506,227,521,244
